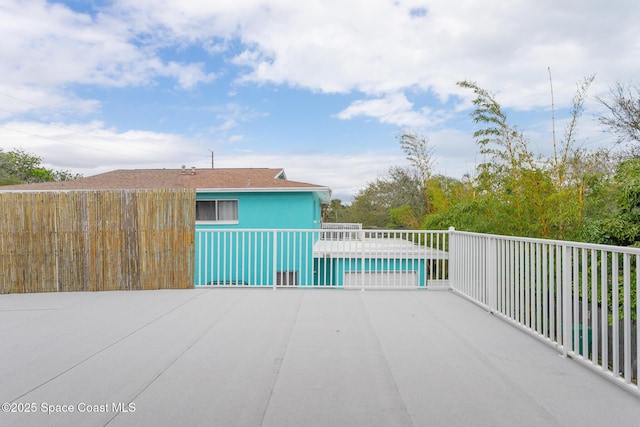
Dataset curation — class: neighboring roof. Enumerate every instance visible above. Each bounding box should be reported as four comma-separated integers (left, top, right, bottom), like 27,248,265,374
0,168,331,201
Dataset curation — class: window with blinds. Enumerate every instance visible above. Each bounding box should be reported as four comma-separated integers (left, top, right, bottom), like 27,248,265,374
196,200,239,223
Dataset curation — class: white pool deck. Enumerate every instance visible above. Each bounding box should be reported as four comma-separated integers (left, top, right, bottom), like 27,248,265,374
1,288,639,427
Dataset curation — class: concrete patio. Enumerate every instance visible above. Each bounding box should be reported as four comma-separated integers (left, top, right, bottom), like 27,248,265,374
1,288,639,427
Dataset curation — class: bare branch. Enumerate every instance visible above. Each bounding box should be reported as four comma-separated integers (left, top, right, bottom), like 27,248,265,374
596,82,640,145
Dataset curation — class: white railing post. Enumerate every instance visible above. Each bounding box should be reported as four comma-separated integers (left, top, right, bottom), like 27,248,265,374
561,244,572,357
623,253,631,384
448,227,456,290
272,231,277,289
486,236,497,313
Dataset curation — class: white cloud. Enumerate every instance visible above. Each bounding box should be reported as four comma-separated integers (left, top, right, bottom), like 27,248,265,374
207,103,265,135
161,61,217,90
228,134,245,143
0,0,218,115
5,1,640,115
209,150,408,202
96,1,640,119
0,120,202,173
0,89,100,121
337,93,440,127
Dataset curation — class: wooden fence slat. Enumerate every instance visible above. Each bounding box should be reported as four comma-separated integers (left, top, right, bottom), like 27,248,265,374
0,189,195,294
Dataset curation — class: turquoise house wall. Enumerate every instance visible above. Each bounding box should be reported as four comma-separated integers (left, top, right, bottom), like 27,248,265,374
195,230,320,286
195,191,322,230
314,258,427,287
194,191,324,285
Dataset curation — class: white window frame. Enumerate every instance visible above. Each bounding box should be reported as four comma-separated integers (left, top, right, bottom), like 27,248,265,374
196,199,239,224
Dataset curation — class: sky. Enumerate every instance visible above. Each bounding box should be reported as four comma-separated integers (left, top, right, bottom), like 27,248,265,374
1,0,639,201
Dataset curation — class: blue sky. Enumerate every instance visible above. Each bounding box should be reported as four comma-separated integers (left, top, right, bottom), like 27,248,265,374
1,0,639,201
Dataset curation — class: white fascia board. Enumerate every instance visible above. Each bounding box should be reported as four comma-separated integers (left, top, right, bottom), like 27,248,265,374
196,187,332,203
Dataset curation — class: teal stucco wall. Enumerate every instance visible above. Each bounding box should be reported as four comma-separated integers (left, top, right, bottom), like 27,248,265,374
194,230,319,286
194,190,324,285
195,191,322,230
314,257,427,287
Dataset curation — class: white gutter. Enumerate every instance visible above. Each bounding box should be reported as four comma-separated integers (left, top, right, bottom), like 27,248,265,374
197,187,332,203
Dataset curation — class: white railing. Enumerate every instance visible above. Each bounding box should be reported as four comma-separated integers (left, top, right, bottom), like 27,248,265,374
194,229,449,289
449,229,640,397
193,226,639,396
321,223,363,230
320,222,363,241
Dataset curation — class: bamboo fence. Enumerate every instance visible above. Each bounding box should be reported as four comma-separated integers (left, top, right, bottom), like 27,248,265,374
0,189,195,293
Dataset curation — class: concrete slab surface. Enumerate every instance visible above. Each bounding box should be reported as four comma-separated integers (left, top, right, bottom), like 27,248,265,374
1,289,639,427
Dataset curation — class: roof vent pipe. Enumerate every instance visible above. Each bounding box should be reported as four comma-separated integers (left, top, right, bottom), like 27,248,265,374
180,165,187,175
191,166,196,175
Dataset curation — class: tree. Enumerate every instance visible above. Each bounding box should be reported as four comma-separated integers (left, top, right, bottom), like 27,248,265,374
0,148,81,185
322,199,348,223
597,82,640,146
52,169,83,181
552,74,595,186
342,78,623,243
545,75,596,238
420,174,490,231
399,131,443,216
581,158,640,246
455,78,597,239
398,131,433,183
457,80,538,235
344,166,426,228
0,149,45,184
